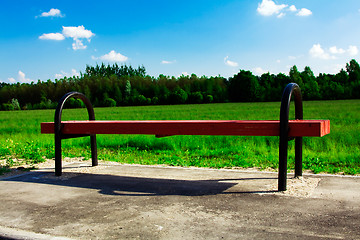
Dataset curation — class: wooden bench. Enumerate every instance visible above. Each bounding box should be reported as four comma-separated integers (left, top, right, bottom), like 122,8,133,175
41,83,330,191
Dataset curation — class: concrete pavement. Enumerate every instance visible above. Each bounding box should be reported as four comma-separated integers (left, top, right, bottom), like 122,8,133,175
0,161,359,239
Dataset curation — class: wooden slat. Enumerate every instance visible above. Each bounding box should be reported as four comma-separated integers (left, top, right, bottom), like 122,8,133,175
41,120,330,137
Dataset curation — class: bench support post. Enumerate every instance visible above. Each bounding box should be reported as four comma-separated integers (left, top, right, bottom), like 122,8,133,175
279,83,303,191
54,92,98,176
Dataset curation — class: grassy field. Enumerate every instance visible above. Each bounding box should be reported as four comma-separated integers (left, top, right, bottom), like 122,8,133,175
0,100,359,175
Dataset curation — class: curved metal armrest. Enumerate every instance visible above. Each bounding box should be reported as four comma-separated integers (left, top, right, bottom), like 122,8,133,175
279,83,303,191
54,92,98,176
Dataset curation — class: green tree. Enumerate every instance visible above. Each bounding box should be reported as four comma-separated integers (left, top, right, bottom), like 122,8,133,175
11,98,21,110
346,59,360,83
289,65,304,87
103,98,117,107
301,66,320,100
125,80,131,97
346,59,360,98
189,91,203,104
169,88,188,104
228,70,260,102
113,85,122,105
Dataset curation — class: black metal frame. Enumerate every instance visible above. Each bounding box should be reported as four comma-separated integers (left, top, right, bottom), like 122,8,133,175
279,83,303,191
53,83,303,191
54,92,98,176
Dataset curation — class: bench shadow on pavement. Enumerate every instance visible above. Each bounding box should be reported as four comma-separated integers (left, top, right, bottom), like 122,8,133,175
3,170,278,196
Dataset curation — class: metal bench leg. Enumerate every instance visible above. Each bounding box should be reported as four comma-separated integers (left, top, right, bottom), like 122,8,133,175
91,135,98,167
279,83,303,191
55,133,62,176
295,137,302,177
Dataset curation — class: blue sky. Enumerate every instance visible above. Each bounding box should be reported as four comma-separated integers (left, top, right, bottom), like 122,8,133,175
1,0,360,83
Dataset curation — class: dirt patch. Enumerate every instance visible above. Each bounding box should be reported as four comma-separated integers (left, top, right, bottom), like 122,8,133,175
0,157,90,179
41,158,112,180
0,157,121,180
268,176,321,198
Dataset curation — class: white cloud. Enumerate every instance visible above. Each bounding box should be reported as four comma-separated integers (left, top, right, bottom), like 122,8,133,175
288,55,304,60
331,64,345,74
289,5,297,12
296,8,312,16
310,44,358,60
55,69,80,79
348,45,358,56
277,12,285,18
62,26,94,50
71,69,80,77
62,26,94,39
257,0,287,16
39,33,65,40
72,39,87,50
309,44,335,60
93,50,128,62
330,45,358,56
181,72,189,76
40,8,64,17
329,46,345,54
161,60,176,64
40,25,95,50
54,73,64,79
257,1,312,18
18,71,32,83
8,71,33,83
224,56,238,67
253,67,267,76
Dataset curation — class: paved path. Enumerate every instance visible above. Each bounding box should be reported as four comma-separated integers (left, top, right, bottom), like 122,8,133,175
0,162,359,239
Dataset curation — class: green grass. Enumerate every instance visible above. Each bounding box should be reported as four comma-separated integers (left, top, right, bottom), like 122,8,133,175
0,100,359,174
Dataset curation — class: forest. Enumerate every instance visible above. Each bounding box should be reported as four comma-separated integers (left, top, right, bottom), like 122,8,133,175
1,59,360,110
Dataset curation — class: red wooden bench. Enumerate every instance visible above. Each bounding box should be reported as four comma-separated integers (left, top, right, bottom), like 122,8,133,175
41,83,330,191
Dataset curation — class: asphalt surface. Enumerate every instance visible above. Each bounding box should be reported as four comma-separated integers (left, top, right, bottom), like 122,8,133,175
0,161,359,240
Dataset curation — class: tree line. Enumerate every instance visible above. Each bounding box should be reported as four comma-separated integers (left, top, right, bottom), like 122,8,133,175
1,60,360,110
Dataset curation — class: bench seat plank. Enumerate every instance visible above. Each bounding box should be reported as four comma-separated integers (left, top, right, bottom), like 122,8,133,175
41,120,330,137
